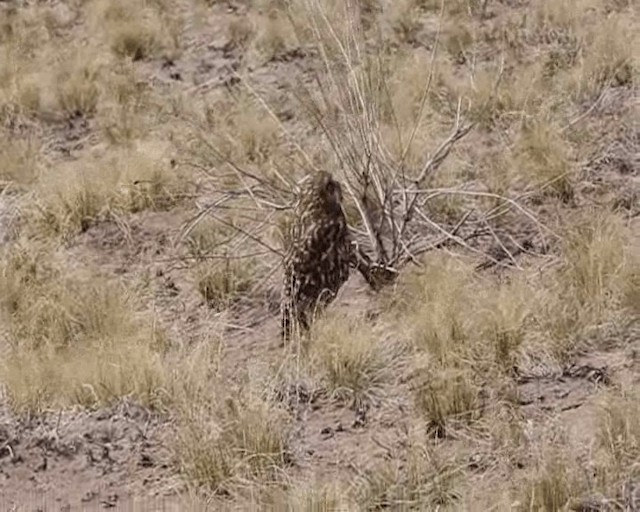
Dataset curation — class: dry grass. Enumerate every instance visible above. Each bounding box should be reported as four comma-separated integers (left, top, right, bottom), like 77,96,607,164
169,347,293,498
352,441,465,509
514,388,640,510
0,242,167,413
174,388,292,497
521,452,578,511
308,314,406,406
0,0,638,507
251,8,298,63
515,117,574,201
261,482,354,511
194,258,256,310
53,49,103,117
0,136,43,186
90,0,183,62
30,142,190,238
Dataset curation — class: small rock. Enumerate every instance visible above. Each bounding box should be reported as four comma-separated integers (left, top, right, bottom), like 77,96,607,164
320,427,333,439
100,494,118,508
82,491,97,503
139,452,154,468
353,406,367,429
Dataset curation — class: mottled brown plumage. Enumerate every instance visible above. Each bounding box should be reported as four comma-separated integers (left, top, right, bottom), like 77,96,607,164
281,171,352,341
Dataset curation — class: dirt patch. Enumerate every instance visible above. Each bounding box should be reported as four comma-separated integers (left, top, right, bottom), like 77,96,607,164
0,400,182,511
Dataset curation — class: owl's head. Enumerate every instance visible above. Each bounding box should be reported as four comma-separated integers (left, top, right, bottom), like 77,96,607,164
309,170,344,213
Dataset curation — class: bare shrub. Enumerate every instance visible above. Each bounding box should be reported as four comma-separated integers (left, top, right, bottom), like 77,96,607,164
177,0,550,306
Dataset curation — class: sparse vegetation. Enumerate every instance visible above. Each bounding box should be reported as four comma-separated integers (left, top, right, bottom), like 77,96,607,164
0,0,638,508
174,385,292,496
194,257,255,309
29,143,190,238
0,242,167,412
309,314,405,405
353,441,465,509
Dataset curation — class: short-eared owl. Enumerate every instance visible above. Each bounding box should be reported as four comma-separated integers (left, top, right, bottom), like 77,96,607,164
281,171,352,341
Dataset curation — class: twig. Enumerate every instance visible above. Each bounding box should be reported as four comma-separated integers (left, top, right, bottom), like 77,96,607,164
235,72,314,189
415,209,510,269
174,194,234,248
561,82,609,133
415,117,474,186
483,218,521,268
399,116,475,242
400,210,474,264
207,211,283,258
401,187,560,239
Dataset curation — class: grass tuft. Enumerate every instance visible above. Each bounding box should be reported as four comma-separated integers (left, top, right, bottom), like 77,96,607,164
515,118,574,201
309,314,405,406
413,365,482,438
354,442,464,509
54,50,103,116
521,455,575,512
174,383,292,496
194,258,255,310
